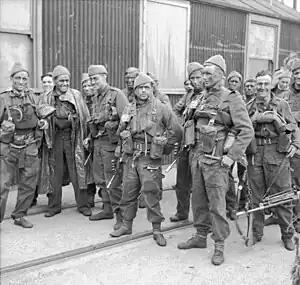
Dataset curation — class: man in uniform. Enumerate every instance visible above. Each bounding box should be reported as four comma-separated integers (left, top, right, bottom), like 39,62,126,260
122,67,139,103
109,72,182,246
40,65,91,218
272,69,291,99
170,62,204,222
0,63,48,227
246,70,300,250
177,55,254,265
227,70,242,92
147,72,171,107
81,73,97,207
243,77,257,103
86,65,128,231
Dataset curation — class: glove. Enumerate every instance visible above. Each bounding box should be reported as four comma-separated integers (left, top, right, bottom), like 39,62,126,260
287,144,298,158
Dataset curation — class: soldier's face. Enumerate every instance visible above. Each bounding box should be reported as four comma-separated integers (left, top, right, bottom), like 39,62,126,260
55,75,70,93
278,77,291,91
11,71,29,92
82,80,93,97
202,65,222,88
293,68,300,86
184,80,193,92
125,74,137,89
256,75,272,100
244,82,256,97
135,83,153,101
189,70,203,92
228,76,241,91
42,75,54,92
90,74,107,93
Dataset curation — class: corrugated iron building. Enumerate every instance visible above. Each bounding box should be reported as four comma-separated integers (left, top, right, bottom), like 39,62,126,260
42,0,140,91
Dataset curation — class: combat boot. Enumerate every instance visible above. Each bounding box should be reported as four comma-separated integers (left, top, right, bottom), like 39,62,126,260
110,220,132,237
211,242,225,266
152,223,166,247
89,203,113,221
177,234,207,249
113,210,123,231
14,217,33,228
282,238,295,251
169,214,188,222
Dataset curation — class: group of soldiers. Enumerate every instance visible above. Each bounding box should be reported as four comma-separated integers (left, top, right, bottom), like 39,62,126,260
0,52,300,266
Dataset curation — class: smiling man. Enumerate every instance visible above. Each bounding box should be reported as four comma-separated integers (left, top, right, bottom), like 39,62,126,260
85,65,128,231
246,69,300,251
0,63,48,228
39,65,91,218
109,72,182,246
177,55,254,266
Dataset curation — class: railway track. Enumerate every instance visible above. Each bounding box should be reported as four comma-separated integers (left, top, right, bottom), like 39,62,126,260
0,219,192,276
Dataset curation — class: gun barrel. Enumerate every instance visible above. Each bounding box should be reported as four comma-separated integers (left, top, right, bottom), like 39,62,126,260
107,174,116,188
165,159,177,173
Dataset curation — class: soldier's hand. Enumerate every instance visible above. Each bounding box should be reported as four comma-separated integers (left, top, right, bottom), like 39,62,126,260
114,145,121,158
173,142,179,156
38,119,48,130
83,138,91,149
287,144,298,158
221,155,234,168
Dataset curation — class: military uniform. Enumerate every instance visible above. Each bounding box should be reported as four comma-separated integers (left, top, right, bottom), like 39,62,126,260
246,93,300,246
88,65,128,227
178,55,254,265
110,73,183,246
0,79,43,227
170,62,204,222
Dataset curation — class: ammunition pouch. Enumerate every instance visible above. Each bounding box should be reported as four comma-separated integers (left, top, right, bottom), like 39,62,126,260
150,135,168,159
183,120,195,146
104,120,119,144
88,121,99,138
0,119,15,144
196,124,218,154
277,132,291,153
120,130,133,154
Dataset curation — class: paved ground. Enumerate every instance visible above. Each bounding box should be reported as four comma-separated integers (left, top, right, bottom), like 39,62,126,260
1,224,297,285
3,164,176,220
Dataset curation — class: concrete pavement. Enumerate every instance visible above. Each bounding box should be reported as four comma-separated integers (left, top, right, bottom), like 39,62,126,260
3,164,176,220
1,223,297,285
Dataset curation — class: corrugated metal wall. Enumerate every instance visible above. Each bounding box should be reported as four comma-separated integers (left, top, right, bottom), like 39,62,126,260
279,20,300,66
189,2,247,77
42,0,140,91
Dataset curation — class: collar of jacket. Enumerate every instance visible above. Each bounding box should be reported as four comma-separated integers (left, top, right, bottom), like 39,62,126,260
206,81,223,93
51,87,78,110
256,92,278,107
8,87,28,98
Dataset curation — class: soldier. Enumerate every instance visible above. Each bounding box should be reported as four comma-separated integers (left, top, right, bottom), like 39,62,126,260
227,71,242,92
41,72,54,93
272,69,291,99
109,72,183,246
243,77,257,103
146,72,171,107
177,55,254,265
170,62,204,222
122,67,140,103
39,65,91,218
246,69,300,250
0,63,48,227
81,73,97,207
86,65,128,231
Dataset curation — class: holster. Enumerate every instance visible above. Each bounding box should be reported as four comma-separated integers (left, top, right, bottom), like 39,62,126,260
0,120,15,144
150,136,168,159
120,130,133,154
277,132,291,153
88,121,98,138
105,120,119,144
184,120,195,146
